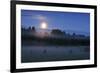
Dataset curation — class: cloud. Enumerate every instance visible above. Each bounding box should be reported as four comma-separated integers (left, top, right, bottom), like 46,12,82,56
32,15,47,22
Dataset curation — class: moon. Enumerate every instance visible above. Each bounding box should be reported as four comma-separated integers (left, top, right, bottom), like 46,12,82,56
40,22,47,29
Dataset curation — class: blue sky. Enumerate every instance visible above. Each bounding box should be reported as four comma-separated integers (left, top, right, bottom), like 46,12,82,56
21,10,90,35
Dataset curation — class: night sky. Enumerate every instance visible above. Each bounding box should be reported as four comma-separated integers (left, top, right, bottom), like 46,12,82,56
21,10,90,35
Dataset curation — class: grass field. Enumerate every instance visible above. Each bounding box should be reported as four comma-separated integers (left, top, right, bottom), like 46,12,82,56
21,45,90,63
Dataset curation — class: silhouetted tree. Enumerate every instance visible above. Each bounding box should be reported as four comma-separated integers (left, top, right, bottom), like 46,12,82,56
28,26,31,30
32,26,36,32
78,34,85,37
21,25,26,31
72,33,76,36
28,26,36,32
51,29,66,35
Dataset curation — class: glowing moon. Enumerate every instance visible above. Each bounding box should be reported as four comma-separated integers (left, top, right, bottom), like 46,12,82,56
41,22,47,29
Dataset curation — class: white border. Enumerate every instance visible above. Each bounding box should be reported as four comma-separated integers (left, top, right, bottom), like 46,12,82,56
16,4,94,69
